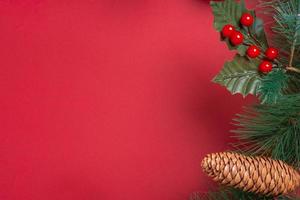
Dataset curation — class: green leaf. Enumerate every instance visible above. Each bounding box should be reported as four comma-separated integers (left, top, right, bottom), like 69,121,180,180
222,38,248,56
210,0,248,55
210,0,247,30
258,69,288,104
210,0,269,56
213,55,262,97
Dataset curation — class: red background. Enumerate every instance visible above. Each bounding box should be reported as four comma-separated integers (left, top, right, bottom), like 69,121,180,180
0,0,256,199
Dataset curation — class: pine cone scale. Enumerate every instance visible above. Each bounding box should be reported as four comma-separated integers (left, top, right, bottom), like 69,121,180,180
201,152,300,196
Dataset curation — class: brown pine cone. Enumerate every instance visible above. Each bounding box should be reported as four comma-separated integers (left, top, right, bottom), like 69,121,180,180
201,152,300,196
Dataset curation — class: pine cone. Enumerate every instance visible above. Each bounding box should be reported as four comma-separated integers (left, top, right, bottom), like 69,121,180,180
201,152,300,196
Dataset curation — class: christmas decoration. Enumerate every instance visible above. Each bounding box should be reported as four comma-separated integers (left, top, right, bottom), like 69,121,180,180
230,31,244,46
246,45,260,58
240,13,254,27
259,61,273,73
192,0,300,199
222,24,235,38
201,152,300,197
265,47,279,60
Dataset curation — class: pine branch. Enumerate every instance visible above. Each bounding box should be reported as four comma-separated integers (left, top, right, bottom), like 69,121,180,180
288,40,296,67
232,95,300,168
287,3,300,71
257,69,288,104
259,0,300,71
205,1,300,199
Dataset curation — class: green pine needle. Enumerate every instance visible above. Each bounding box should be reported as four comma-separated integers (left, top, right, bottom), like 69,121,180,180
233,94,300,167
258,69,288,104
259,0,300,64
204,0,300,199
285,73,300,94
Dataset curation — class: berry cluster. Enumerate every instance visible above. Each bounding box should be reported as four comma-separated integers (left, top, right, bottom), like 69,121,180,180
221,13,279,74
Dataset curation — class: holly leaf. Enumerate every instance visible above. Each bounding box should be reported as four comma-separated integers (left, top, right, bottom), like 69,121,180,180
213,55,262,97
210,0,269,56
210,0,247,30
210,0,249,55
223,38,248,56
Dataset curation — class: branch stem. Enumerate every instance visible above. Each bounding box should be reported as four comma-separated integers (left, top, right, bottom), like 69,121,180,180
289,41,296,67
287,9,300,71
247,27,264,49
286,66,300,73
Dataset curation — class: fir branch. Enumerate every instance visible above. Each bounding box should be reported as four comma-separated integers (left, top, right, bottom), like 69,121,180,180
206,1,300,199
285,73,300,93
288,3,300,66
258,69,288,104
259,0,300,71
232,95,300,168
288,39,296,67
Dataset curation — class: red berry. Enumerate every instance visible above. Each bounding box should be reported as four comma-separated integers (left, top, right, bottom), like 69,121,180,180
240,13,254,27
221,24,235,38
246,45,260,58
230,31,244,46
265,47,279,60
259,61,273,73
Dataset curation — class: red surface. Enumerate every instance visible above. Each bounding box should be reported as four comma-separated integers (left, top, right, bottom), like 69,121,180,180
0,0,255,199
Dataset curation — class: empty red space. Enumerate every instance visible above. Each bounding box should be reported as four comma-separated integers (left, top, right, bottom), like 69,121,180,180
0,0,256,199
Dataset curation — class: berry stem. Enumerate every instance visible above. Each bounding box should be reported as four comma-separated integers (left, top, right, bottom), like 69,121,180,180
243,19,300,74
243,42,251,46
247,27,263,49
